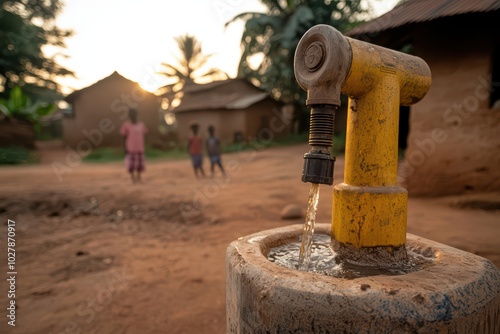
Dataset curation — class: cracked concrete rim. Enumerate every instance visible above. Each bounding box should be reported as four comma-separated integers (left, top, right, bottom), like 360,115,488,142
226,224,500,333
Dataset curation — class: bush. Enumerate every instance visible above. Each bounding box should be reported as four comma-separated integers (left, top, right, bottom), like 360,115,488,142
145,146,188,160
221,132,346,155
83,146,188,163
0,147,37,165
331,132,346,155
83,147,123,163
0,87,56,149
0,87,55,129
83,132,346,164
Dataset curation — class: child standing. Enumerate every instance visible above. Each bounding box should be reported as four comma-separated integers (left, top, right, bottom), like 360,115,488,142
120,108,148,183
206,125,225,176
188,122,205,178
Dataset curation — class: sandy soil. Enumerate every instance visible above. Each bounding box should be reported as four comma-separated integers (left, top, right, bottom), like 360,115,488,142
0,142,499,334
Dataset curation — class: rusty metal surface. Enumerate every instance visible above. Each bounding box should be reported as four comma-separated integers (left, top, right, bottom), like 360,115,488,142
295,25,431,252
294,25,351,106
347,0,500,37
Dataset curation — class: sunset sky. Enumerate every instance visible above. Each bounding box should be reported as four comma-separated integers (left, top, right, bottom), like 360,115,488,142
52,0,399,94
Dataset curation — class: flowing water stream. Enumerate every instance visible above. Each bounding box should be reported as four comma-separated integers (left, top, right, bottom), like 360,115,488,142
297,183,320,271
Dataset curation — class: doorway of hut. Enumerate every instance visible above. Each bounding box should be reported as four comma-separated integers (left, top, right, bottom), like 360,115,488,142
398,106,410,160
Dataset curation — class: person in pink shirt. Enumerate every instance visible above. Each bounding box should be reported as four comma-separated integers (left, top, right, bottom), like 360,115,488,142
120,109,148,183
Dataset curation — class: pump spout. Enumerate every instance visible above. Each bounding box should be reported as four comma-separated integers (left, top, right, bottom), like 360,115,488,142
295,25,352,186
301,105,336,185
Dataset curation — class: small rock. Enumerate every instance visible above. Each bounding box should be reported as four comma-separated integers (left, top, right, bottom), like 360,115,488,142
75,251,88,257
109,214,122,223
280,204,303,220
209,216,220,225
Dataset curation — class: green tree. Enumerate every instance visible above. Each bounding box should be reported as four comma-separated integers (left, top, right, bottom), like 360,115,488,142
227,0,367,131
0,85,55,150
0,86,55,126
157,34,228,111
0,0,74,103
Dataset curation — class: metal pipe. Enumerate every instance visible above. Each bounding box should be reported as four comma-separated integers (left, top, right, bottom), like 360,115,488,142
301,104,336,185
294,24,431,265
295,26,352,186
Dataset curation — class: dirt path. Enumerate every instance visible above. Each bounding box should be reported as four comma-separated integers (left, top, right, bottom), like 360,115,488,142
0,143,499,333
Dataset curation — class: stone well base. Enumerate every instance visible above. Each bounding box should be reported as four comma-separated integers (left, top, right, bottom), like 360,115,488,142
226,224,500,333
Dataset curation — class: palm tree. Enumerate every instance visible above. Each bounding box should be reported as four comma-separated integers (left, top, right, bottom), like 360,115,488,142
226,0,366,130
157,34,228,111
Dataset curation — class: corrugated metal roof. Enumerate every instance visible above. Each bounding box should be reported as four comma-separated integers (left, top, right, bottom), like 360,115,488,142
226,92,269,109
347,0,500,37
173,79,274,113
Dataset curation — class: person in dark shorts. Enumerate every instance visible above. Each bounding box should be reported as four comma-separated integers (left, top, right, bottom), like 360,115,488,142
206,125,225,176
120,109,148,183
188,122,205,178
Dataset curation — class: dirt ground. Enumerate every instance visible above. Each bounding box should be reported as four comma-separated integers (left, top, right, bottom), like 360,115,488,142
0,141,499,334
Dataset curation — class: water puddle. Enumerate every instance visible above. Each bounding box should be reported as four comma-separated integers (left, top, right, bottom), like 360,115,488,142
268,234,435,279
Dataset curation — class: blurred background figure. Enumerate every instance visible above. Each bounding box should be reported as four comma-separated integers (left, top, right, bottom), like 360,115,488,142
188,122,205,178
120,108,148,183
206,125,225,177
